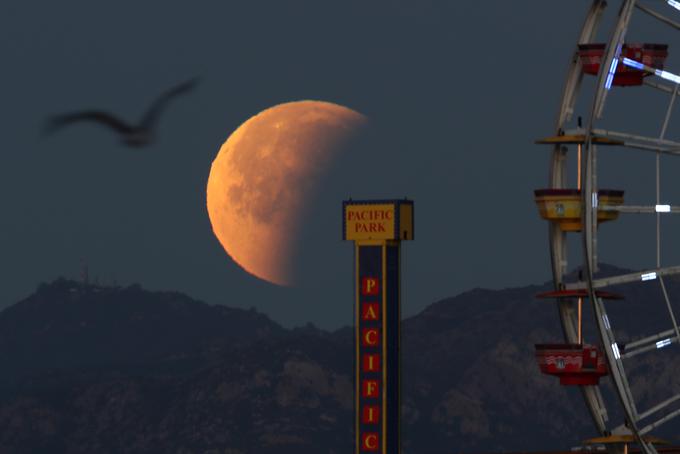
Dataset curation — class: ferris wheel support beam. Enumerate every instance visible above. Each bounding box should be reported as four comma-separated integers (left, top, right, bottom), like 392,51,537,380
591,1,636,119
552,0,608,283
555,0,607,129
592,145,599,272
656,84,677,287
593,297,639,419
581,1,657,451
549,0,611,436
659,275,680,349
552,0,607,356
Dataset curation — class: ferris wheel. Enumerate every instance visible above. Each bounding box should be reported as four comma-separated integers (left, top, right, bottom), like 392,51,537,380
534,1,680,453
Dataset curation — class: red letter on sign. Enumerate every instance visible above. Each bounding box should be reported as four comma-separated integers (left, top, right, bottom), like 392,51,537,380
362,354,380,372
362,328,380,347
362,405,380,424
361,303,380,321
362,379,379,398
361,277,379,295
362,433,379,451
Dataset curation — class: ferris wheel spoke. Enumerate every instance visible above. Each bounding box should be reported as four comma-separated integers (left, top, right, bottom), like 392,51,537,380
622,57,680,84
589,128,680,150
667,0,680,13
635,3,680,30
644,78,677,94
640,406,680,435
599,204,680,213
637,393,680,422
623,327,677,352
565,265,680,289
621,333,677,359
608,141,680,156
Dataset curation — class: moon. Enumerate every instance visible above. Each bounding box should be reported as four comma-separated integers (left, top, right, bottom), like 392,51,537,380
206,100,367,286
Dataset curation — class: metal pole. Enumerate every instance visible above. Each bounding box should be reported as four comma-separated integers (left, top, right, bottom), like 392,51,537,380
578,297,583,344
578,144,582,190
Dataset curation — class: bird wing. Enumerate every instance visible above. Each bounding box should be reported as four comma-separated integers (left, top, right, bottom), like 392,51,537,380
45,111,136,135
139,77,199,130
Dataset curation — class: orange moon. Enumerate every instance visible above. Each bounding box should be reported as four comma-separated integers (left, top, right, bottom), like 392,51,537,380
206,100,367,286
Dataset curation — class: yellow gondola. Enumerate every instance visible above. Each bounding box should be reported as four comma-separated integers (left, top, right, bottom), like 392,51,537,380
534,189,624,232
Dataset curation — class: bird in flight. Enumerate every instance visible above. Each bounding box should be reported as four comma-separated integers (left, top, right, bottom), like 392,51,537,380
45,78,199,147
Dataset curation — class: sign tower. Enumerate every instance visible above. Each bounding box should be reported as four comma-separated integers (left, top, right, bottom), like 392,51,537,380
342,199,414,454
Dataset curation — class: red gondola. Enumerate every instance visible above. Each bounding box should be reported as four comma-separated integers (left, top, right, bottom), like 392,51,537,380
578,43,668,86
535,343,607,386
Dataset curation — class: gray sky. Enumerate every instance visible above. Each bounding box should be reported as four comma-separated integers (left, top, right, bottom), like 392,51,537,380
2,1,679,329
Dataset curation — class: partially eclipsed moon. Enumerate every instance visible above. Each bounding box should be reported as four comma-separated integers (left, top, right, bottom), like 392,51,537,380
206,100,367,286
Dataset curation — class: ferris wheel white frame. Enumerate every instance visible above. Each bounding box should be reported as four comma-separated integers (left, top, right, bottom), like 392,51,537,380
545,1,680,453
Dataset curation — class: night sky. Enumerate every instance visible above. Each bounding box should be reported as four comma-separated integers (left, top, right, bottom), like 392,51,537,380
3,1,680,329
